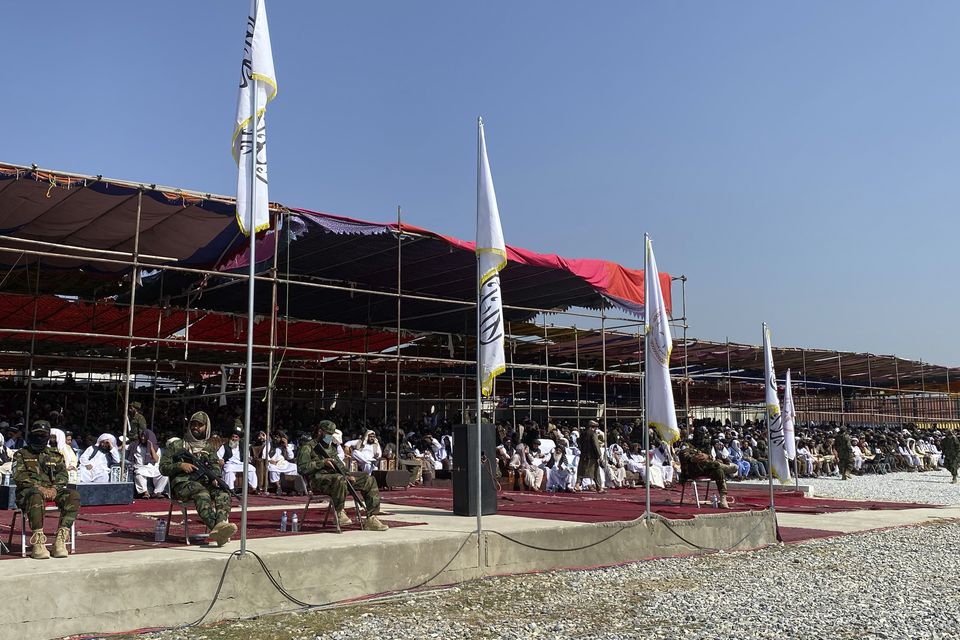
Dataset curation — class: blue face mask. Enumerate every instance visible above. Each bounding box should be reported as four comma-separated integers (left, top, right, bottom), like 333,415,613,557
322,434,333,445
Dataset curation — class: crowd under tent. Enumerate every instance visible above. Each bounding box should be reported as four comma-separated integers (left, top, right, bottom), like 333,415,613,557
1,161,958,439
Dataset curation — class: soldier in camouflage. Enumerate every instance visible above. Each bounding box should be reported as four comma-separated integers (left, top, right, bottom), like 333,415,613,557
127,401,147,443
676,440,730,508
159,411,237,546
297,420,388,531
942,431,959,485
13,420,81,559
833,427,854,480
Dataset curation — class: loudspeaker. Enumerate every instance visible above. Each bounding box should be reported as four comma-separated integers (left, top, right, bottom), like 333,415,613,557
452,423,497,516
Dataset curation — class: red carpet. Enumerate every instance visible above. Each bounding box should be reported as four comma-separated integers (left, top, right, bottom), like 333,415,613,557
384,484,932,523
0,485,929,557
0,494,422,558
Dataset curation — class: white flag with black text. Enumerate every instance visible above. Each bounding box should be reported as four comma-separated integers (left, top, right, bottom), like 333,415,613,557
232,0,277,235
782,368,797,461
476,118,506,397
645,237,680,444
763,325,791,483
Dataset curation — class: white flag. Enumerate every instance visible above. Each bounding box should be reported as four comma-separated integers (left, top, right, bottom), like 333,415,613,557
232,0,277,236
763,325,791,483
782,368,797,460
476,118,506,397
644,236,679,444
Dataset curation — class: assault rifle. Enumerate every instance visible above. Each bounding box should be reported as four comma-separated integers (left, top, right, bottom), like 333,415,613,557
314,441,368,524
172,449,239,497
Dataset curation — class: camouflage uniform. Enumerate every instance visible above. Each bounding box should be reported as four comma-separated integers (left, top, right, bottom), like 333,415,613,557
677,442,727,496
128,411,147,443
13,447,80,531
159,437,231,530
835,431,854,480
942,432,959,483
297,437,381,515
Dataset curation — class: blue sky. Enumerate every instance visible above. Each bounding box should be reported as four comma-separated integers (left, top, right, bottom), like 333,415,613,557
4,1,958,365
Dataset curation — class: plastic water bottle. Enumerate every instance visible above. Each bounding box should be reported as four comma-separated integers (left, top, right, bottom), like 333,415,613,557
291,513,299,533
711,495,719,508
279,511,288,532
155,519,166,542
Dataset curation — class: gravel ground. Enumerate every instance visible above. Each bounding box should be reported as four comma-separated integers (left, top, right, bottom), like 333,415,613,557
115,524,960,640
741,468,960,505
105,474,960,640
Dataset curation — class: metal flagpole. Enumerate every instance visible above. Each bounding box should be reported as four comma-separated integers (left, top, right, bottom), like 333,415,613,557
120,190,143,482
643,234,651,520
474,117,483,569
395,205,402,469
240,68,259,556
763,323,774,511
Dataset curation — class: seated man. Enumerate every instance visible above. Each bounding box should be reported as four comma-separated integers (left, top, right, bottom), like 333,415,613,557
396,429,424,485
677,440,730,508
13,421,80,559
218,427,258,493
349,430,382,475
296,420,388,531
79,433,120,483
128,429,168,498
264,430,298,494
159,411,237,546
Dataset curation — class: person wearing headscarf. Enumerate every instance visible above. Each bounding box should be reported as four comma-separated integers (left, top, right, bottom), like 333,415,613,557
263,430,298,494
349,429,383,475
727,440,752,480
49,428,79,485
79,433,120,483
159,411,237,546
13,421,80,559
127,428,168,499
217,426,258,493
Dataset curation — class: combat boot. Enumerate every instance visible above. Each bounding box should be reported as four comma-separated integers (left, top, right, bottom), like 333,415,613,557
336,509,352,527
952,476,958,485
208,521,238,547
364,515,389,531
718,496,730,509
51,527,69,558
29,531,50,560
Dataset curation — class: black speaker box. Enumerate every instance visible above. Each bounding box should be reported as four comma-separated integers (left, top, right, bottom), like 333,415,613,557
452,422,497,516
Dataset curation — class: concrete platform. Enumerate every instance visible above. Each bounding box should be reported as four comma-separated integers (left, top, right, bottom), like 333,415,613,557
0,499,776,640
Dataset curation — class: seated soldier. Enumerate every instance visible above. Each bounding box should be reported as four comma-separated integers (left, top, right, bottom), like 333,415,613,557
677,440,730,508
296,420,389,531
159,411,237,546
13,421,81,559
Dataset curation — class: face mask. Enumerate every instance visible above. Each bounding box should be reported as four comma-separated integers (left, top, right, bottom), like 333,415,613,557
27,431,48,453
322,434,333,445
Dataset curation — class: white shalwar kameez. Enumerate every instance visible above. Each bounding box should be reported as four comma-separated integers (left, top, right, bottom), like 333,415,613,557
265,443,298,483
218,443,258,490
79,433,120,483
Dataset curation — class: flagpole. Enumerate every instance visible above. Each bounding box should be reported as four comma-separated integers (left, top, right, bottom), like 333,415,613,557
763,323,774,511
240,69,258,557
643,234,651,520
474,116,484,570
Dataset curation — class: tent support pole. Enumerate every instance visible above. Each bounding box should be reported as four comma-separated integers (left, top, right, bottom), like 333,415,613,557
120,190,143,481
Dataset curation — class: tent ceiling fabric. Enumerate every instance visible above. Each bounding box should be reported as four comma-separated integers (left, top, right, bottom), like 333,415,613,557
1,163,667,330
0,163,243,292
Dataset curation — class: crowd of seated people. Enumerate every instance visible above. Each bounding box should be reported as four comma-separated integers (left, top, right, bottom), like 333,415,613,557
1,383,957,501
